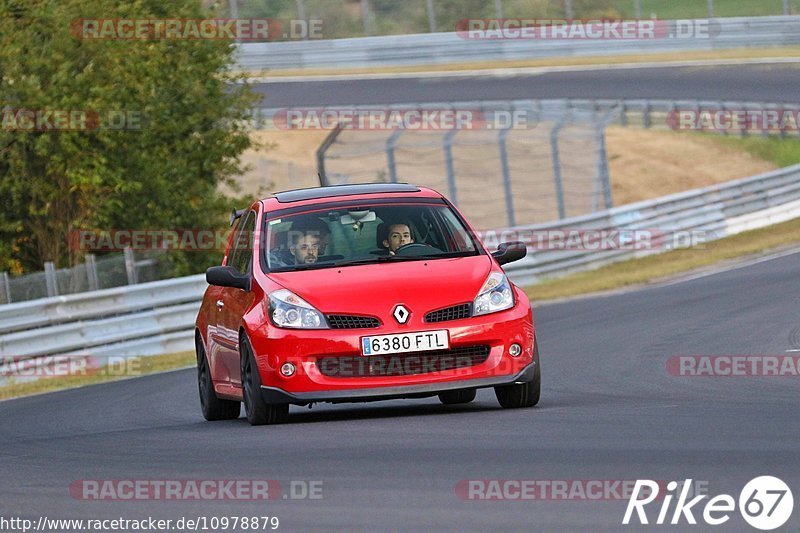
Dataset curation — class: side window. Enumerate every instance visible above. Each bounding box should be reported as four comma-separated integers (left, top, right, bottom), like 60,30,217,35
229,211,255,274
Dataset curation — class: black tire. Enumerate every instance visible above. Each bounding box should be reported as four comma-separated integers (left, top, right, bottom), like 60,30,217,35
240,335,289,426
438,388,477,405
197,336,241,421
494,340,541,409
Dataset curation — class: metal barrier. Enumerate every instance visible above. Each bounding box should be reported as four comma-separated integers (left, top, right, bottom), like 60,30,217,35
2,162,800,370
0,248,168,306
236,16,800,71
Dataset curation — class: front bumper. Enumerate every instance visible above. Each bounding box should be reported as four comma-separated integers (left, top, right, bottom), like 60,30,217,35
260,360,537,404
248,297,535,404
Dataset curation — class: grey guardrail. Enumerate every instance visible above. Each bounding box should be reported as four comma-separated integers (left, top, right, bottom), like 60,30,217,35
1,162,800,370
503,163,800,285
236,16,800,71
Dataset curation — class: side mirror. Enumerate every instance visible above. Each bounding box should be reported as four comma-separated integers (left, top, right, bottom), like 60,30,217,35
491,241,527,266
206,266,250,291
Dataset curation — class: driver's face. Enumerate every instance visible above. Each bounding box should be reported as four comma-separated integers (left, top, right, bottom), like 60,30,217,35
384,224,413,253
291,234,321,264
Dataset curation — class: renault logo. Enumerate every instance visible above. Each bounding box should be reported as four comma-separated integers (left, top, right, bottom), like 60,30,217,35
392,304,410,324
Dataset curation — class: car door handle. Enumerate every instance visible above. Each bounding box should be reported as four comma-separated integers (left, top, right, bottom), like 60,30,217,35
216,300,225,309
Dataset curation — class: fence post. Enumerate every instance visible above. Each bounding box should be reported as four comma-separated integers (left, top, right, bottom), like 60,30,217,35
494,0,504,18
360,0,373,36
124,247,138,285
784,0,790,15
596,124,613,210
85,254,99,291
1,271,10,304
634,0,642,18
564,0,573,19
316,124,343,186
386,128,404,183
295,0,309,40
443,128,460,205
425,0,436,32
44,261,59,297
498,126,516,227
643,100,652,128
550,118,567,220
707,0,714,18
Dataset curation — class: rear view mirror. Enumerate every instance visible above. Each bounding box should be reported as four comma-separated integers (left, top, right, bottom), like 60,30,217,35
491,241,527,266
206,266,250,291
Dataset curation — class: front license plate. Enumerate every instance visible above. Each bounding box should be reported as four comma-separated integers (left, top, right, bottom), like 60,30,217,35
361,330,449,356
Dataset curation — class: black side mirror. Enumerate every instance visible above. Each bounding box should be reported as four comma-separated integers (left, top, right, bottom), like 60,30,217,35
491,241,527,266
206,265,250,291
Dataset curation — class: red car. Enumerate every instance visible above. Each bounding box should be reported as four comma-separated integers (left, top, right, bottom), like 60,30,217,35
195,183,540,425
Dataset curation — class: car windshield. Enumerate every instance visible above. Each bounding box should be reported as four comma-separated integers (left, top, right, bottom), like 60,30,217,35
263,202,481,273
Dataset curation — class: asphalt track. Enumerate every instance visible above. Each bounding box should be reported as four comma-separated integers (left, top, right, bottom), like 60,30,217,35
2,249,799,531
254,63,800,107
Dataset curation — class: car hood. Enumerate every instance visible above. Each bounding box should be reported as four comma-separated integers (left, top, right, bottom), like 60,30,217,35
268,255,493,320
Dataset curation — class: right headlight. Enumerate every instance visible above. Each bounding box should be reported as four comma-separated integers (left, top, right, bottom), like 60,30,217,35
473,272,515,317
268,289,329,329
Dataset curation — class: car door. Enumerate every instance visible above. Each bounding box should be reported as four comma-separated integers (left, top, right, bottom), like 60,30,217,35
214,210,256,391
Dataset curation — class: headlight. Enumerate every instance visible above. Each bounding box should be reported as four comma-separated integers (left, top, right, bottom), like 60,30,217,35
268,289,328,329
473,272,514,317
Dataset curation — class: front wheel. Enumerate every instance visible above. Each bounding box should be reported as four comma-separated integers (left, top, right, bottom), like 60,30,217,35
494,340,541,408
241,336,289,426
197,337,240,421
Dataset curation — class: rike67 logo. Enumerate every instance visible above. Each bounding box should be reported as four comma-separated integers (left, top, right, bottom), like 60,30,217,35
623,476,793,530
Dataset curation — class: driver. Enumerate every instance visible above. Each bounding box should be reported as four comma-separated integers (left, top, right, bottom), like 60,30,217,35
382,222,414,255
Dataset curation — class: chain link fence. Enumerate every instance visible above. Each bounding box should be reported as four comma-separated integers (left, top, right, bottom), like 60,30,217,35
224,0,799,40
313,101,617,229
0,249,169,305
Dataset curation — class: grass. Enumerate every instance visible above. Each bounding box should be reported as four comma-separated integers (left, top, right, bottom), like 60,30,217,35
610,0,797,18
709,134,800,168
526,216,800,301
240,47,800,78
0,351,195,401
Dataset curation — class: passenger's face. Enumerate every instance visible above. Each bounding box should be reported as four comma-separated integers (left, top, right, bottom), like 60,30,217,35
384,224,413,252
291,234,321,264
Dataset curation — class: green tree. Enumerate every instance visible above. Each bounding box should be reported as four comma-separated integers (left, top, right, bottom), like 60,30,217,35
0,0,258,275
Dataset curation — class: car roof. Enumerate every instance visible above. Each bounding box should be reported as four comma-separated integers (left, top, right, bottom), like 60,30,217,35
272,183,422,203
261,183,445,211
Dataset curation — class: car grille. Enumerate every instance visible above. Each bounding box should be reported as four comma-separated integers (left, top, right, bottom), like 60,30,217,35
326,314,381,329
425,303,472,323
315,345,491,378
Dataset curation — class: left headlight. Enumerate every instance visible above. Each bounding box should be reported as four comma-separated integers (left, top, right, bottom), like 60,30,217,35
473,272,515,317
268,289,329,329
